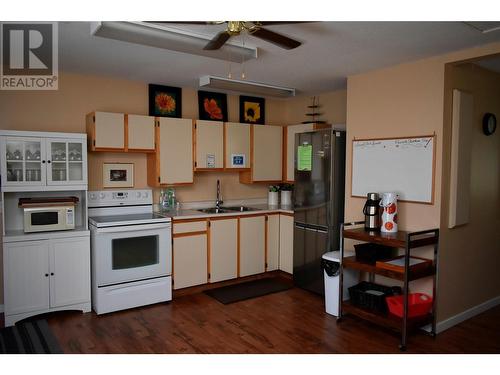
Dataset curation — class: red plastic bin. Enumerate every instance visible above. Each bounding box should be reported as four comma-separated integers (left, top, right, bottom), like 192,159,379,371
386,293,433,318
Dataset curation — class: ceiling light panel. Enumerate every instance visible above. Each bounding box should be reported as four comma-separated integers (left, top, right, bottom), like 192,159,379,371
199,75,295,97
91,22,258,62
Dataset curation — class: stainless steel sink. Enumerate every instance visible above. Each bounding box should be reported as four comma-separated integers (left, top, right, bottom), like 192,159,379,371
223,206,260,212
196,207,233,214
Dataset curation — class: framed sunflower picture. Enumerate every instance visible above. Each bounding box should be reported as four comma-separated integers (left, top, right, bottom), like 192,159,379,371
240,95,265,125
198,90,228,122
149,84,182,118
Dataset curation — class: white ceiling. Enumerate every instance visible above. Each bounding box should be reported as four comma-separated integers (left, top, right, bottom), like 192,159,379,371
59,22,500,95
475,54,500,73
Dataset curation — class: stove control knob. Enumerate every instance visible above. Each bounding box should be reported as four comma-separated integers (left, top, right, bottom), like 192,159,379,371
89,193,96,200
142,192,149,198
136,191,142,198
99,192,106,199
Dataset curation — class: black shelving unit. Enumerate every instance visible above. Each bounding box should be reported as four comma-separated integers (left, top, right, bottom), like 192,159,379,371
339,221,439,351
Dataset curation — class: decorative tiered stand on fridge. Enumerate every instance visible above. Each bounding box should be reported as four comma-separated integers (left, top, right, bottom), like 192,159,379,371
339,221,439,351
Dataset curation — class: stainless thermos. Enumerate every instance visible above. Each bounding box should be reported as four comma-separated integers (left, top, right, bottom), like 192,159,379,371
363,192,381,230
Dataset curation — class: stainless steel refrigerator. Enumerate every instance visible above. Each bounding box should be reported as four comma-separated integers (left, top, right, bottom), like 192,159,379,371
293,129,346,295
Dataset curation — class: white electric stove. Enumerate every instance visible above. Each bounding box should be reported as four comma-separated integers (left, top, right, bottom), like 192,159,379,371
88,189,172,315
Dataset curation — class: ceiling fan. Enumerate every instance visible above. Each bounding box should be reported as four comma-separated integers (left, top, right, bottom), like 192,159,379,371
149,21,304,51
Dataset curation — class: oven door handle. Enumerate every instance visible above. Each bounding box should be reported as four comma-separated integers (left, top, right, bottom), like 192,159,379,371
92,222,171,234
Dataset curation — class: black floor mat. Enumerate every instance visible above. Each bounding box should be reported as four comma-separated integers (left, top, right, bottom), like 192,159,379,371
0,319,63,354
204,277,292,304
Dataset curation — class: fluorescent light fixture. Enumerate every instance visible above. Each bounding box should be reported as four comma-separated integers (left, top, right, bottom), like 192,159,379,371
90,22,258,63
199,75,296,98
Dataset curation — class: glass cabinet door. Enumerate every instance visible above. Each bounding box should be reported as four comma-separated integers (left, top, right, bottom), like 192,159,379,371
46,139,86,185
3,137,44,185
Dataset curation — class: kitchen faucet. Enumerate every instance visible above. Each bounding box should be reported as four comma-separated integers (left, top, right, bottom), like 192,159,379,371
215,179,223,209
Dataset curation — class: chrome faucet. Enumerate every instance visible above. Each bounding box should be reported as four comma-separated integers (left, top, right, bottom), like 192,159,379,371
215,179,223,209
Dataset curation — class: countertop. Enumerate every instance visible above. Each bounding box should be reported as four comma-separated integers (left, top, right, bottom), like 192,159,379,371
157,204,293,221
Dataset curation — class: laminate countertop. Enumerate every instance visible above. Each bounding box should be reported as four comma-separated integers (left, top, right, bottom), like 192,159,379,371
157,204,293,221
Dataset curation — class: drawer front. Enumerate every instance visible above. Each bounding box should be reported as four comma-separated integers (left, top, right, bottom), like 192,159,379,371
173,220,207,234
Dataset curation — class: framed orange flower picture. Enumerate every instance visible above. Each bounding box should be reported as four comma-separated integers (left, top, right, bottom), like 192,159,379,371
149,84,182,118
240,95,265,125
198,90,228,122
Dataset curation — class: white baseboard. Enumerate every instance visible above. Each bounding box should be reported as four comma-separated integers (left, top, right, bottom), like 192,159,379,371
423,295,500,334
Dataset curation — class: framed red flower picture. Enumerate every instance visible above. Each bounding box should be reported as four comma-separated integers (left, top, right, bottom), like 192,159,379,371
198,90,228,122
149,84,182,118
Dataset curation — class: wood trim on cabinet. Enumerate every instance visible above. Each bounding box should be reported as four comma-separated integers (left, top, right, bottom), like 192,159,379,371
282,125,288,181
146,121,161,187
172,230,208,239
195,168,226,172
279,212,294,217
264,215,268,271
173,218,209,224
124,114,129,152
192,119,197,171
223,122,227,169
239,124,254,184
207,219,211,282
237,217,241,278
209,215,242,221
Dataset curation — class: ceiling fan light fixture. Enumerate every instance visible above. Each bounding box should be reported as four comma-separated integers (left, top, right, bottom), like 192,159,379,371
199,75,295,98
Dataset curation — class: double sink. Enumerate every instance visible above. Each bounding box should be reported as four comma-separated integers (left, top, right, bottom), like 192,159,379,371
197,206,260,214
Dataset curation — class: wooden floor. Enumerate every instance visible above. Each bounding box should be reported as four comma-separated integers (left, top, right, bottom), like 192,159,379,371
30,283,498,354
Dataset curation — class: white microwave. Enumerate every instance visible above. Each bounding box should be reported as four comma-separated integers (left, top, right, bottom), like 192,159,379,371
23,206,75,233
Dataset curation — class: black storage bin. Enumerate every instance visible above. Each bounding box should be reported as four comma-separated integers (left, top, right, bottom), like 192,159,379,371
354,243,397,265
348,281,402,314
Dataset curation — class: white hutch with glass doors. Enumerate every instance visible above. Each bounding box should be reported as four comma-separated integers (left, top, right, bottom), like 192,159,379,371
0,130,91,327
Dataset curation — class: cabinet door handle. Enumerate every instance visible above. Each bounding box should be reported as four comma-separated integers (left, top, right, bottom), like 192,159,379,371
47,160,51,164
42,160,46,164
50,272,54,276
45,273,49,277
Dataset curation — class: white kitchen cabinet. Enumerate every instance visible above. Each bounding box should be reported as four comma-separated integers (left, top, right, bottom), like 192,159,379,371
0,132,88,190
225,122,250,170
4,240,50,316
240,125,283,183
239,215,266,277
86,111,125,151
49,237,91,308
127,114,156,152
209,218,238,283
3,235,91,326
173,233,208,289
46,138,87,186
148,117,194,186
209,219,238,283
279,214,294,274
266,214,280,271
195,120,224,170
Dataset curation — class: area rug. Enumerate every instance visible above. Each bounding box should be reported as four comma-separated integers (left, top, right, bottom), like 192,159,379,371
0,319,63,354
204,277,292,304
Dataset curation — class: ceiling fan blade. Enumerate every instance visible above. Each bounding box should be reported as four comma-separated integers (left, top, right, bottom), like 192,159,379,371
251,27,301,49
204,31,231,50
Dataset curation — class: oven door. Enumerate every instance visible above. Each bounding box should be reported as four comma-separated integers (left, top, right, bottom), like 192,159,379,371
93,222,171,287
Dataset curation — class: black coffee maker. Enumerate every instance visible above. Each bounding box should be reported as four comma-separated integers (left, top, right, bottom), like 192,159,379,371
363,192,381,230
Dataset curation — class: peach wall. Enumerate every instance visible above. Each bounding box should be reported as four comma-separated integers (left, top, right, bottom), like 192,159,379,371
438,63,500,320
346,41,500,323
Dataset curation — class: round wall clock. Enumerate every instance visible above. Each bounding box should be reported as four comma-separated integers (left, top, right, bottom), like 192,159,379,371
482,113,497,136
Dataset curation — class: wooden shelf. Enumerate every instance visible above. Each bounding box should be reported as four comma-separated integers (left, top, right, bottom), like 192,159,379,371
342,301,433,333
343,227,438,249
343,256,435,281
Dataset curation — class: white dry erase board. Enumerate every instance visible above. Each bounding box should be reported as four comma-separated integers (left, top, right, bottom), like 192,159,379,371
351,135,435,203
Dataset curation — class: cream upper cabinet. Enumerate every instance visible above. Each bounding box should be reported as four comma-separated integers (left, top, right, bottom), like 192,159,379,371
225,122,250,169
279,214,294,274
209,218,238,283
195,120,224,170
173,233,208,290
127,114,155,152
151,117,193,185
284,123,315,182
87,111,125,151
239,215,266,277
240,125,283,183
266,214,280,271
